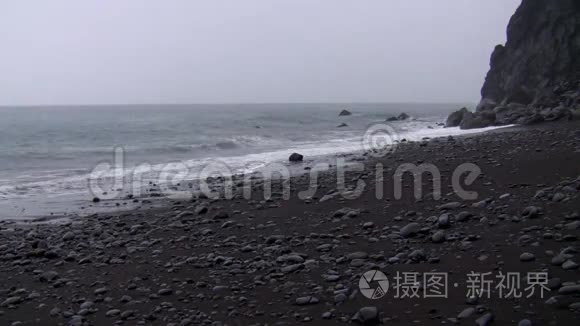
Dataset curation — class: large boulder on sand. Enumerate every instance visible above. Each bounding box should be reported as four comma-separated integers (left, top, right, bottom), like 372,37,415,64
339,109,352,116
289,153,304,162
445,107,469,127
459,111,495,129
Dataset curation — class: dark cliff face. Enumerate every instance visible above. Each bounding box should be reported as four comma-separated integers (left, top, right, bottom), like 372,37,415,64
480,0,580,108
453,0,580,129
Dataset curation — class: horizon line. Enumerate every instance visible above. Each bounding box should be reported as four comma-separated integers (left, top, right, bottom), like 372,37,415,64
0,100,476,108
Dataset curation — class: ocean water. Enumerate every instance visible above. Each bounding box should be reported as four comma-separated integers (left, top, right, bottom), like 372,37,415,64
0,103,501,219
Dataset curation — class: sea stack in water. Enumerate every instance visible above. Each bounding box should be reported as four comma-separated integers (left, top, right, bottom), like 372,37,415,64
397,112,410,120
386,112,411,121
289,153,304,162
451,0,580,129
339,109,352,116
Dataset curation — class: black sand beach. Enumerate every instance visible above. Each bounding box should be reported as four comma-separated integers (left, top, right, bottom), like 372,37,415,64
1,0,579,325
0,121,578,325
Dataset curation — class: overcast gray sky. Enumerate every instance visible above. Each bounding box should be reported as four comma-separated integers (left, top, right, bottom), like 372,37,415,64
0,0,521,106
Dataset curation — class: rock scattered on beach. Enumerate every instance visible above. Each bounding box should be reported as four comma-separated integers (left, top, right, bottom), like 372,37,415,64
520,252,536,262
400,222,421,238
289,152,304,162
352,306,379,324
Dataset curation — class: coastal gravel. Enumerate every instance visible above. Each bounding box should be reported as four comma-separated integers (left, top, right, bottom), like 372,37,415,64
0,122,579,325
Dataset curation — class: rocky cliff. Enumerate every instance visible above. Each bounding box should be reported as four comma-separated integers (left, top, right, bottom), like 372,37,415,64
449,0,580,129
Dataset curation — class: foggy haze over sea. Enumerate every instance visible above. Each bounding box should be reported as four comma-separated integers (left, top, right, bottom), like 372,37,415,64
0,0,520,106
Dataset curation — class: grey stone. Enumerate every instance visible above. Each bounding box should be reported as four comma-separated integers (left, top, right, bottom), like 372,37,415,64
431,230,446,243
352,306,379,324
519,252,535,262
1,296,21,307
347,252,368,260
518,319,532,326
158,288,173,295
94,287,108,295
438,202,461,210
475,313,494,326
105,309,121,317
62,231,75,241
281,263,302,274
558,285,580,295
522,206,541,218
457,307,475,319
562,260,579,270
400,222,421,238
39,271,60,282
437,214,451,228
289,153,304,162
295,296,319,306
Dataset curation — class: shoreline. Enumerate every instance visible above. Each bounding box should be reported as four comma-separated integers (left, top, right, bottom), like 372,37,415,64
0,120,578,325
0,122,516,223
